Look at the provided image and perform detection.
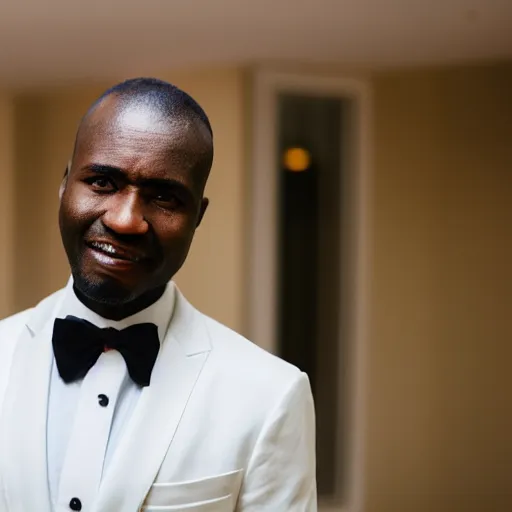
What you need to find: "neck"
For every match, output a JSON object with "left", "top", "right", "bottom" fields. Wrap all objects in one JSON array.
[{"left": 73, "top": 284, "right": 166, "bottom": 321}]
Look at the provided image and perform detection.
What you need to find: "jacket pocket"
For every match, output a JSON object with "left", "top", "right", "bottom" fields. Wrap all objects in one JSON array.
[
  {"left": 141, "top": 469, "right": 243, "bottom": 510},
  {"left": 142, "top": 493, "right": 233, "bottom": 511}
]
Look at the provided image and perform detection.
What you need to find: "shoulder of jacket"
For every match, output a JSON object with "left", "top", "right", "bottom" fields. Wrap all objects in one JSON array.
[
  {"left": 0, "top": 308, "right": 33, "bottom": 334},
  {"left": 0, "top": 287, "right": 65, "bottom": 336}
]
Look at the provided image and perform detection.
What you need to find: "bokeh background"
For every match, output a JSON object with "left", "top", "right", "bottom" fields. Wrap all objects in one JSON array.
[{"left": 0, "top": 1, "right": 511, "bottom": 511}]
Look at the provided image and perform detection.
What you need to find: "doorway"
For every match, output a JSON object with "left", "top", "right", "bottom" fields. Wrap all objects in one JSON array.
[
  {"left": 248, "top": 70, "right": 371, "bottom": 511},
  {"left": 277, "top": 93, "right": 344, "bottom": 495}
]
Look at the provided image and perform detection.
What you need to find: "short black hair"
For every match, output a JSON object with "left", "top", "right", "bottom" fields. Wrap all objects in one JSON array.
[
  {"left": 69, "top": 77, "right": 214, "bottom": 175},
  {"left": 90, "top": 77, "right": 213, "bottom": 137}
]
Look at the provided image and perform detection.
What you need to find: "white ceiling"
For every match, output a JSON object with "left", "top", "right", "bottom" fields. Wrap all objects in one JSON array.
[{"left": 0, "top": 0, "right": 511, "bottom": 87}]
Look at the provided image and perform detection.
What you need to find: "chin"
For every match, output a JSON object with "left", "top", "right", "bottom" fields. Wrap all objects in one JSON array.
[{"left": 73, "top": 273, "right": 139, "bottom": 305}]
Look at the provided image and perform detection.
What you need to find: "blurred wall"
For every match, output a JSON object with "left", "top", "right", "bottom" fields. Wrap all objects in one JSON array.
[
  {"left": 0, "top": 62, "right": 511, "bottom": 512},
  {"left": 368, "top": 62, "right": 512, "bottom": 512},
  {"left": 10, "top": 68, "right": 246, "bottom": 332},
  {"left": 0, "top": 93, "right": 14, "bottom": 315}
]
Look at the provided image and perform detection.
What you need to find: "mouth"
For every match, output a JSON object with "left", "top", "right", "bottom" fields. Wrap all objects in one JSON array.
[{"left": 86, "top": 240, "right": 146, "bottom": 264}]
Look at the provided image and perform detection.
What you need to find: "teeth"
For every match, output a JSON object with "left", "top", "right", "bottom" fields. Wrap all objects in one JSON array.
[
  {"left": 90, "top": 241, "right": 140, "bottom": 262},
  {"left": 92, "top": 242, "right": 118, "bottom": 255}
]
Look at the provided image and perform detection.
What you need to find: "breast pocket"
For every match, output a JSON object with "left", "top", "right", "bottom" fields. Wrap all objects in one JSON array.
[{"left": 141, "top": 469, "right": 243, "bottom": 511}]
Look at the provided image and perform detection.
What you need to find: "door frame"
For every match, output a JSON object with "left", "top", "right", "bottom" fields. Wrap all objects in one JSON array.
[{"left": 247, "top": 69, "right": 372, "bottom": 512}]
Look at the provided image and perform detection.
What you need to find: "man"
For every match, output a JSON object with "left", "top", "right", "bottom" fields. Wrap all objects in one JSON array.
[{"left": 0, "top": 78, "right": 316, "bottom": 511}]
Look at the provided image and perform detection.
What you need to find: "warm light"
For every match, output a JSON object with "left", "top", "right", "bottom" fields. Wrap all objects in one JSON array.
[{"left": 283, "top": 147, "right": 311, "bottom": 172}]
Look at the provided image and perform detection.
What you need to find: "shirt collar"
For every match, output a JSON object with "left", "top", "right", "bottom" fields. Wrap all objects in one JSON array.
[{"left": 56, "top": 277, "right": 176, "bottom": 344}]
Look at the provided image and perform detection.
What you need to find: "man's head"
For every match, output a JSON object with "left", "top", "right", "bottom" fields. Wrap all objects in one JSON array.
[{"left": 59, "top": 78, "right": 213, "bottom": 315}]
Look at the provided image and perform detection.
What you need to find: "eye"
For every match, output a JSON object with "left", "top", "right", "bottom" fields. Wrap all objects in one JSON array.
[
  {"left": 153, "top": 191, "right": 183, "bottom": 210},
  {"left": 85, "top": 176, "right": 116, "bottom": 192}
]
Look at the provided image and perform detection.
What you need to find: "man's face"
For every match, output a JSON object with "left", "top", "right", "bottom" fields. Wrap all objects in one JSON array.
[{"left": 59, "top": 97, "right": 210, "bottom": 305}]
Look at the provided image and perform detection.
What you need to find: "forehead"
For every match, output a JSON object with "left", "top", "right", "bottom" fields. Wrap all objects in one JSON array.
[{"left": 74, "top": 98, "right": 211, "bottom": 180}]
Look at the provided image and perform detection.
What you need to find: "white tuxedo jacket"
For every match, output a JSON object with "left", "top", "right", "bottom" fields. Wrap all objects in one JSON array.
[{"left": 0, "top": 285, "right": 316, "bottom": 511}]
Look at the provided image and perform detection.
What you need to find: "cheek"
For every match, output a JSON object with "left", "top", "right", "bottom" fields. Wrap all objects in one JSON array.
[
  {"left": 153, "top": 214, "right": 197, "bottom": 249},
  {"left": 60, "top": 188, "right": 101, "bottom": 228}
]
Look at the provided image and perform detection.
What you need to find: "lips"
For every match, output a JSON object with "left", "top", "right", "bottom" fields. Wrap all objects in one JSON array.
[{"left": 86, "top": 240, "right": 146, "bottom": 263}]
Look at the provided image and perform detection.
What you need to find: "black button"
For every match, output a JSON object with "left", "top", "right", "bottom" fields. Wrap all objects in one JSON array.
[
  {"left": 98, "top": 394, "right": 109, "bottom": 407},
  {"left": 69, "top": 497, "right": 82, "bottom": 511}
]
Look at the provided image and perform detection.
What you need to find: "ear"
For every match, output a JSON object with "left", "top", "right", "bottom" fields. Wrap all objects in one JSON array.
[
  {"left": 59, "top": 163, "right": 70, "bottom": 200},
  {"left": 196, "top": 197, "right": 209, "bottom": 228}
]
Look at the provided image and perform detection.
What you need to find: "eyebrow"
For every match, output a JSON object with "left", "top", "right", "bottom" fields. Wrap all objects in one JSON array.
[{"left": 82, "top": 163, "right": 195, "bottom": 198}]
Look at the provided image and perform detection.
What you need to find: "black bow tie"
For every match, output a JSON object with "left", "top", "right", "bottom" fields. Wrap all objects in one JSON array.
[{"left": 52, "top": 316, "right": 160, "bottom": 387}]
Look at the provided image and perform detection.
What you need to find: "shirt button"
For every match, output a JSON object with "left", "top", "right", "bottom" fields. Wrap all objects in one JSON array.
[
  {"left": 98, "top": 394, "right": 109, "bottom": 407},
  {"left": 69, "top": 497, "right": 82, "bottom": 511}
]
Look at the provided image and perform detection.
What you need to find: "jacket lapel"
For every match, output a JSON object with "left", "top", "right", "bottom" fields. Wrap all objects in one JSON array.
[
  {"left": 94, "top": 288, "right": 212, "bottom": 512},
  {"left": 0, "top": 290, "right": 64, "bottom": 512}
]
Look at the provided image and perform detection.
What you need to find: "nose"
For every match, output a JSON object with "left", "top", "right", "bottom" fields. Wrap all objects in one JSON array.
[{"left": 102, "top": 191, "right": 149, "bottom": 236}]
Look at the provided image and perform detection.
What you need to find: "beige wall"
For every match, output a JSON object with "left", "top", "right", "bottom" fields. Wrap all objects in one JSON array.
[
  {"left": 11, "top": 68, "right": 246, "bottom": 332},
  {"left": 367, "top": 62, "right": 512, "bottom": 512},
  {"left": 2, "top": 62, "right": 511, "bottom": 511},
  {"left": 0, "top": 93, "right": 15, "bottom": 316}
]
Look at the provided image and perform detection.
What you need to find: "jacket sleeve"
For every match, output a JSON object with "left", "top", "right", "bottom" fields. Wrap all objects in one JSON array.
[{"left": 237, "top": 371, "right": 317, "bottom": 511}]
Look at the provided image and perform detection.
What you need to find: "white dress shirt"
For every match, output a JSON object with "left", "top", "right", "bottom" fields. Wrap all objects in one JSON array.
[{"left": 47, "top": 279, "right": 175, "bottom": 511}]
